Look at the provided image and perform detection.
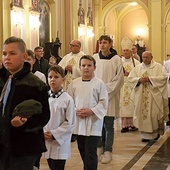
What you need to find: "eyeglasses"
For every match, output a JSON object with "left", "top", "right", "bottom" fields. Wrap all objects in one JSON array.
[
  {"left": 69, "top": 44, "right": 79, "bottom": 47},
  {"left": 36, "top": 50, "right": 44, "bottom": 52}
]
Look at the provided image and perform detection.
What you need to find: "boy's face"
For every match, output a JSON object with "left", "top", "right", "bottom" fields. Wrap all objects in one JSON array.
[
  {"left": 99, "top": 39, "right": 112, "bottom": 53},
  {"left": 79, "top": 59, "right": 96, "bottom": 80},
  {"left": 0, "top": 59, "right": 2, "bottom": 69},
  {"left": 48, "top": 70, "right": 64, "bottom": 93},
  {"left": 26, "top": 55, "right": 35, "bottom": 71},
  {"left": 2, "top": 43, "right": 27, "bottom": 75},
  {"left": 49, "top": 57, "right": 56, "bottom": 66}
]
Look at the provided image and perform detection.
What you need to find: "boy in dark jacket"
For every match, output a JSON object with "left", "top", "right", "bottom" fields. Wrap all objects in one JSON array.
[{"left": 0, "top": 36, "right": 50, "bottom": 170}]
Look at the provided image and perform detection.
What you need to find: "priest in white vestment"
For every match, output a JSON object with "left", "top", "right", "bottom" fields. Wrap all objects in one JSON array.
[
  {"left": 119, "top": 38, "right": 140, "bottom": 133},
  {"left": 127, "top": 51, "right": 169, "bottom": 142},
  {"left": 58, "top": 39, "right": 85, "bottom": 91},
  {"left": 164, "top": 60, "right": 170, "bottom": 126}
]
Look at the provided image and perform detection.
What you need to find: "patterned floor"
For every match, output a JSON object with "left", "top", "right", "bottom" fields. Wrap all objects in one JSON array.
[{"left": 40, "top": 118, "right": 170, "bottom": 170}]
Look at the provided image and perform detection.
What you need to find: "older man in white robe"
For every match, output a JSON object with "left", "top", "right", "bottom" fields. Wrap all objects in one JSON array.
[
  {"left": 59, "top": 39, "right": 85, "bottom": 91},
  {"left": 120, "top": 38, "right": 140, "bottom": 133},
  {"left": 127, "top": 51, "right": 169, "bottom": 142}
]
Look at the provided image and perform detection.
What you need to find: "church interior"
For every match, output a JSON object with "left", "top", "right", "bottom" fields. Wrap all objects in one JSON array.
[
  {"left": 1, "top": 0, "right": 170, "bottom": 169},
  {"left": 1, "top": 0, "right": 170, "bottom": 63}
]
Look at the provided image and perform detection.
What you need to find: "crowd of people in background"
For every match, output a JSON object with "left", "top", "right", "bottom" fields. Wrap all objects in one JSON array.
[{"left": 0, "top": 35, "right": 169, "bottom": 170}]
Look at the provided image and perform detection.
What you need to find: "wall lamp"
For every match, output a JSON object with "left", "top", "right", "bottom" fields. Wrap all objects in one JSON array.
[
  {"left": 135, "top": 28, "right": 145, "bottom": 47},
  {"left": 78, "top": 25, "right": 86, "bottom": 37},
  {"left": 29, "top": 14, "right": 40, "bottom": 29},
  {"left": 11, "top": 10, "right": 23, "bottom": 26}
]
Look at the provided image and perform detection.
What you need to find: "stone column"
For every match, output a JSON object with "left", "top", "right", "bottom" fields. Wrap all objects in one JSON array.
[
  {"left": 149, "top": 0, "right": 162, "bottom": 62},
  {"left": 1, "top": 0, "right": 11, "bottom": 53}
]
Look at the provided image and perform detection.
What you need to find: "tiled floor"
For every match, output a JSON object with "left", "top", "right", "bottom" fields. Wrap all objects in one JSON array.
[{"left": 40, "top": 118, "right": 170, "bottom": 170}]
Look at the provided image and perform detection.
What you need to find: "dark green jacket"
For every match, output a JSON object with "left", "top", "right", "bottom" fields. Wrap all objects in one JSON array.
[
  {"left": 0, "top": 66, "right": 9, "bottom": 93},
  {"left": 32, "top": 57, "right": 49, "bottom": 78},
  {"left": 0, "top": 62, "right": 50, "bottom": 156}
]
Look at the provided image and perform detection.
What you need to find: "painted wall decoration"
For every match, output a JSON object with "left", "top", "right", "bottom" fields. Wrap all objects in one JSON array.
[
  {"left": 39, "top": 0, "right": 50, "bottom": 47},
  {"left": 13, "top": 0, "right": 23, "bottom": 8},
  {"left": 87, "top": 6, "right": 93, "bottom": 26},
  {"left": 31, "top": 0, "right": 39, "bottom": 12},
  {"left": 78, "top": 1, "right": 85, "bottom": 25}
]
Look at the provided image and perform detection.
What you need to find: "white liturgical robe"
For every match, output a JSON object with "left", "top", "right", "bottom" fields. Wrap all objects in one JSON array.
[
  {"left": 67, "top": 77, "right": 108, "bottom": 136},
  {"left": 127, "top": 61, "right": 169, "bottom": 137},
  {"left": 120, "top": 57, "right": 140, "bottom": 117},
  {"left": 59, "top": 51, "right": 85, "bottom": 90},
  {"left": 93, "top": 53, "right": 124, "bottom": 117},
  {"left": 43, "top": 92, "right": 76, "bottom": 160},
  {"left": 164, "top": 60, "right": 170, "bottom": 97}
]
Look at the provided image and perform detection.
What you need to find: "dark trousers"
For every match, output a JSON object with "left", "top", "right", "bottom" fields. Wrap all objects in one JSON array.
[
  {"left": 0, "top": 144, "right": 38, "bottom": 170},
  {"left": 167, "top": 98, "right": 170, "bottom": 126},
  {"left": 34, "top": 153, "right": 42, "bottom": 169},
  {"left": 77, "top": 135, "right": 100, "bottom": 170},
  {"left": 0, "top": 144, "right": 10, "bottom": 170},
  {"left": 102, "top": 116, "right": 115, "bottom": 152},
  {"left": 98, "top": 116, "right": 115, "bottom": 152},
  {"left": 47, "top": 158, "right": 66, "bottom": 170}
]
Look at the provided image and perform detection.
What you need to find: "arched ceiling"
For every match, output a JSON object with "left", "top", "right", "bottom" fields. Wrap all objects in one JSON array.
[
  {"left": 102, "top": 1, "right": 147, "bottom": 16},
  {"left": 100, "top": 0, "right": 149, "bottom": 28},
  {"left": 102, "top": 0, "right": 148, "bottom": 8},
  {"left": 114, "top": 2, "right": 142, "bottom": 16}
]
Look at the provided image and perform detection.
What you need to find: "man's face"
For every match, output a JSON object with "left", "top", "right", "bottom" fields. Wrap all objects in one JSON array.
[
  {"left": 99, "top": 39, "right": 112, "bottom": 53},
  {"left": 2, "top": 43, "right": 27, "bottom": 75},
  {"left": 69, "top": 40, "right": 81, "bottom": 54},
  {"left": 132, "top": 46, "right": 137, "bottom": 54},
  {"left": 34, "top": 48, "right": 44, "bottom": 59},
  {"left": 142, "top": 52, "right": 153, "bottom": 65},
  {"left": 123, "top": 49, "right": 132, "bottom": 59}
]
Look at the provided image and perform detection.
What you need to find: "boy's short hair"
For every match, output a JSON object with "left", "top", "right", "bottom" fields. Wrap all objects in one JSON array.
[
  {"left": 49, "top": 56, "right": 56, "bottom": 61},
  {"left": 79, "top": 55, "right": 96, "bottom": 66},
  {"left": 98, "top": 35, "right": 112, "bottom": 43},
  {"left": 27, "top": 49, "right": 35, "bottom": 59},
  {"left": 34, "top": 46, "right": 43, "bottom": 52},
  {"left": 48, "top": 65, "right": 65, "bottom": 78},
  {"left": 4, "top": 36, "right": 27, "bottom": 53}
]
